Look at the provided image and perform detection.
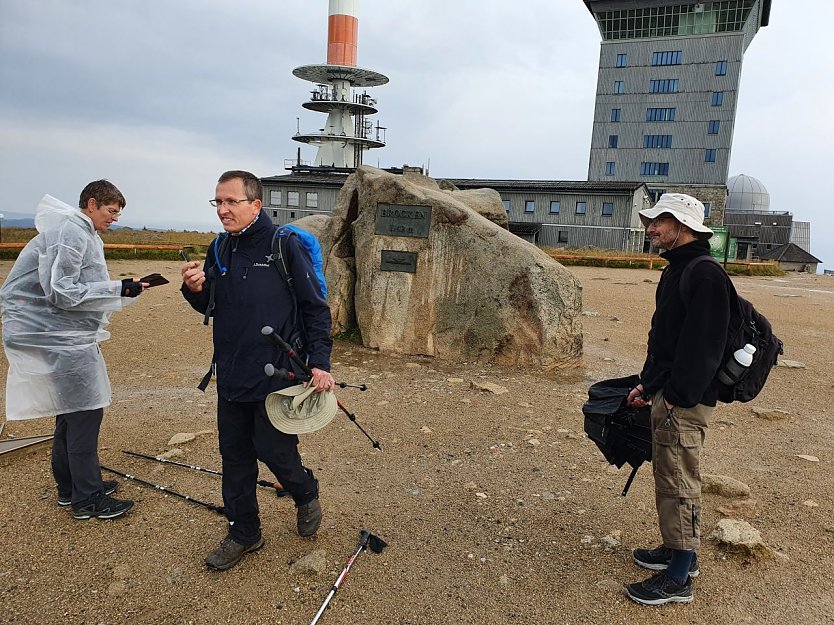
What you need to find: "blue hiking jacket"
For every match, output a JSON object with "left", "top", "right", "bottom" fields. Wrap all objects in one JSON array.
[{"left": 181, "top": 210, "right": 332, "bottom": 402}]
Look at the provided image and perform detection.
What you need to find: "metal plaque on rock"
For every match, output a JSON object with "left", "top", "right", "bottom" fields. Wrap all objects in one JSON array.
[
  {"left": 381, "top": 250, "right": 418, "bottom": 273},
  {"left": 375, "top": 203, "right": 432, "bottom": 238}
]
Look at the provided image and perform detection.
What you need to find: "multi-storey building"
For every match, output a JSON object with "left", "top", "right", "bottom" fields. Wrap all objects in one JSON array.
[{"left": 584, "top": 0, "right": 772, "bottom": 217}]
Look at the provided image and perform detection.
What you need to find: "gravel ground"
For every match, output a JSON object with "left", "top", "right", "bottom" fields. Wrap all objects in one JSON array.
[{"left": 1, "top": 260, "right": 832, "bottom": 625}]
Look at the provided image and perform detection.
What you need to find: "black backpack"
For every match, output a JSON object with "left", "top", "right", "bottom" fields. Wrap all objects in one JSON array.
[
  {"left": 582, "top": 375, "right": 652, "bottom": 496},
  {"left": 680, "top": 256, "right": 784, "bottom": 403}
]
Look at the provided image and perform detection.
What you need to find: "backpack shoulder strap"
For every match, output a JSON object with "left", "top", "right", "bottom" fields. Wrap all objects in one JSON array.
[
  {"left": 272, "top": 227, "right": 296, "bottom": 292},
  {"left": 203, "top": 233, "right": 230, "bottom": 326},
  {"left": 679, "top": 255, "right": 722, "bottom": 302}
]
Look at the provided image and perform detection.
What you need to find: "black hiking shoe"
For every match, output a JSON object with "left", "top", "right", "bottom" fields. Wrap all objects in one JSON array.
[
  {"left": 58, "top": 480, "right": 118, "bottom": 507},
  {"left": 626, "top": 571, "right": 693, "bottom": 606},
  {"left": 72, "top": 493, "right": 134, "bottom": 520},
  {"left": 632, "top": 546, "right": 700, "bottom": 577},
  {"left": 205, "top": 534, "right": 265, "bottom": 571},
  {"left": 297, "top": 498, "right": 322, "bottom": 537}
]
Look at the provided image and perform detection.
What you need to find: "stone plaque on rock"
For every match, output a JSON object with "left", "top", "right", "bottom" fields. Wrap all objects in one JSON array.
[
  {"left": 375, "top": 203, "right": 432, "bottom": 238},
  {"left": 381, "top": 250, "right": 418, "bottom": 273}
]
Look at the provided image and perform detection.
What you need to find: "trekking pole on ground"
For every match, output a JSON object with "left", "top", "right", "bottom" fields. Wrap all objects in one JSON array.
[
  {"left": 262, "top": 326, "right": 381, "bottom": 450},
  {"left": 120, "top": 450, "right": 290, "bottom": 497},
  {"left": 101, "top": 465, "right": 225, "bottom": 515},
  {"left": 309, "top": 529, "right": 387, "bottom": 625}
]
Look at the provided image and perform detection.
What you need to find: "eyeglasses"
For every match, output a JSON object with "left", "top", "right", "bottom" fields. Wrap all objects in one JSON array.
[
  {"left": 100, "top": 207, "right": 122, "bottom": 217},
  {"left": 646, "top": 215, "right": 673, "bottom": 228},
  {"left": 209, "top": 198, "right": 252, "bottom": 208}
]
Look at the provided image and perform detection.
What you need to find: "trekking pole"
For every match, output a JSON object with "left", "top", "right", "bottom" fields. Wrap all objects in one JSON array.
[
  {"left": 309, "top": 529, "right": 387, "bottom": 625},
  {"left": 262, "top": 326, "right": 381, "bottom": 450},
  {"left": 101, "top": 465, "right": 225, "bottom": 515},
  {"left": 263, "top": 364, "right": 366, "bottom": 391},
  {"left": 120, "top": 450, "right": 290, "bottom": 497}
]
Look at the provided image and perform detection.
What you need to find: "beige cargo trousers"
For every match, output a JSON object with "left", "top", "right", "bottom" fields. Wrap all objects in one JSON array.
[{"left": 651, "top": 389, "right": 714, "bottom": 551}]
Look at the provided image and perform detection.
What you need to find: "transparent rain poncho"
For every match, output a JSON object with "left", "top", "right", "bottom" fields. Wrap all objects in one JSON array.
[{"left": 0, "top": 195, "right": 134, "bottom": 420}]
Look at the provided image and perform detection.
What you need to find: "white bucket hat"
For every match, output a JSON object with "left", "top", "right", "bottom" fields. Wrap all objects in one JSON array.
[
  {"left": 638, "top": 193, "right": 713, "bottom": 237},
  {"left": 265, "top": 384, "right": 338, "bottom": 434}
]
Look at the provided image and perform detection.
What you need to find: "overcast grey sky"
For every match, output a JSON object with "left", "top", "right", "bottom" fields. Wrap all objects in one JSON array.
[{"left": 1, "top": 1, "right": 832, "bottom": 270}]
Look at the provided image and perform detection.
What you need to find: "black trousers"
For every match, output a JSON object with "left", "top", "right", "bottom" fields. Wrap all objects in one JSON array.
[
  {"left": 217, "top": 398, "right": 318, "bottom": 544},
  {"left": 51, "top": 408, "right": 105, "bottom": 505}
]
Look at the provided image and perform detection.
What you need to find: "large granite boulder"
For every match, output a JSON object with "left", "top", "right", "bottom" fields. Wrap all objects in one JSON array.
[{"left": 303, "top": 166, "right": 582, "bottom": 366}]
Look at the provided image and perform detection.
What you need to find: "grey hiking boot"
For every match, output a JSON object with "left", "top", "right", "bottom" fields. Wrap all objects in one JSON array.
[
  {"left": 72, "top": 493, "right": 134, "bottom": 520},
  {"left": 297, "top": 498, "right": 322, "bottom": 537},
  {"left": 625, "top": 571, "right": 693, "bottom": 606},
  {"left": 632, "top": 546, "right": 700, "bottom": 577},
  {"left": 205, "top": 534, "right": 265, "bottom": 571},
  {"left": 58, "top": 479, "right": 118, "bottom": 507}
]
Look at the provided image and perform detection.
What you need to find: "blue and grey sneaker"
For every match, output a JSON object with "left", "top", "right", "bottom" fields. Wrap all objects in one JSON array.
[
  {"left": 58, "top": 480, "right": 118, "bottom": 507},
  {"left": 632, "top": 546, "right": 700, "bottom": 577},
  {"left": 626, "top": 571, "right": 693, "bottom": 606},
  {"left": 72, "top": 493, "right": 133, "bottom": 520}
]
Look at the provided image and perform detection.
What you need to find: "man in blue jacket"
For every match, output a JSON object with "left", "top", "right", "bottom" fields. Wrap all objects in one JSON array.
[
  {"left": 181, "top": 170, "right": 334, "bottom": 571},
  {"left": 624, "top": 193, "right": 731, "bottom": 605}
]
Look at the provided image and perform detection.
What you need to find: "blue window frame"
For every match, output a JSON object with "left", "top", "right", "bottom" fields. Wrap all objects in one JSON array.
[
  {"left": 608, "top": 135, "right": 619, "bottom": 148},
  {"left": 703, "top": 202, "right": 712, "bottom": 218},
  {"left": 575, "top": 201, "right": 587, "bottom": 215},
  {"left": 640, "top": 162, "right": 669, "bottom": 176},
  {"left": 502, "top": 199, "right": 510, "bottom": 212},
  {"left": 549, "top": 200, "right": 561, "bottom": 214},
  {"left": 524, "top": 200, "right": 535, "bottom": 213},
  {"left": 705, "top": 149, "right": 717, "bottom": 162},
  {"left": 605, "top": 161, "right": 616, "bottom": 176},
  {"left": 650, "top": 79, "right": 679, "bottom": 93},
  {"left": 616, "top": 53, "right": 628, "bottom": 67},
  {"left": 712, "top": 91, "right": 724, "bottom": 106},
  {"left": 652, "top": 51, "right": 682, "bottom": 66},
  {"left": 611, "top": 108, "right": 621, "bottom": 122},
  {"left": 646, "top": 108, "right": 676, "bottom": 122},
  {"left": 708, "top": 120, "right": 720, "bottom": 134},
  {"left": 716, "top": 60, "right": 728, "bottom": 76},
  {"left": 643, "top": 134, "right": 673, "bottom": 148},
  {"left": 601, "top": 202, "right": 614, "bottom": 216},
  {"left": 614, "top": 80, "right": 624, "bottom": 94}
]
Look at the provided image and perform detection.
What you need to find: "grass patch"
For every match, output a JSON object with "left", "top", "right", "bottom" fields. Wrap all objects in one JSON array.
[{"left": 333, "top": 328, "right": 363, "bottom": 345}]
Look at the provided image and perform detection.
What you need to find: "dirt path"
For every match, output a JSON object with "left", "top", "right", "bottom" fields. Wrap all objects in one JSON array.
[{"left": 1, "top": 261, "right": 832, "bottom": 624}]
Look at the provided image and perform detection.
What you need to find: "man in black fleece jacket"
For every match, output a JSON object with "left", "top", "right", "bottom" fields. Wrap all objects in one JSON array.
[
  {"left": 623, "top": 193, "right": 731, "bottom": 606},
  {"left": 181, "top": 170, "right": 334, "bottom": 571}
]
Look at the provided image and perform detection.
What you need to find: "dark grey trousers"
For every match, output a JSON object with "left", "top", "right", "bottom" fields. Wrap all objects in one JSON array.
[{"left": 51, "top": 408, "right": 105, "bottom": 506}]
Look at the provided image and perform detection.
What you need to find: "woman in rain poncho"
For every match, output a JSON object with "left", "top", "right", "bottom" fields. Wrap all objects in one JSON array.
[{"left": 0, "top": 180, "right": 146, "bottom": 520}]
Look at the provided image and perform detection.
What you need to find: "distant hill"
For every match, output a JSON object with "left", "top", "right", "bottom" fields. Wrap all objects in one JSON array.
[{"left": 3, "top": 218, "right": 35, "bottom": 228}]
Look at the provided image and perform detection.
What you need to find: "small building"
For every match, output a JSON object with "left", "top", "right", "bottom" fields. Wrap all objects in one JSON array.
[
  {"left": 723, "top": 210, "right": 793, "bottom": 260},
  {"left": 759, "top": 242, "right": 822, "bottom": 274}
]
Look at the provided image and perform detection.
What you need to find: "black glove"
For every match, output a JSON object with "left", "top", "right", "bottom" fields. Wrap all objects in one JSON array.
[{"left": 121, "top": 279, "right": 142, "bottom": 298}]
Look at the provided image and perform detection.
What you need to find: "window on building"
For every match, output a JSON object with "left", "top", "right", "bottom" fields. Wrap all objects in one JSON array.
[
  {"left": 290, "top": 211, "right": 296, "bottom": 219},
  {"left": 708, "top": 120, "right": 720, "bottom": 134},
  {"left": 648, "top": 188, "right": 666, "bottom": 202},
  {"left": 270, "top": 190, "right": 281, "bottom": 206},
  {"left": 611, "top": 108, "right": 621, "bottom": 122},
  {"left": 651, "top": 50, "right": 682, "bottom": 66},
  {"left": 271, "top": 210, "right": 278, "bottom": 219},
  {"left": 598, "top": 6, "right": 752, "bottom": 40},
  {"left": 712, "top": 91, "right": 724, "bottom": 106},
  {"left": 715, "top": 60, "right": 728, "bottom": 76},
  {"left": 705, "top": 149, "right": 717, "bottom": 162},
  {"left": 703, "top": 202, "right": 712, "bottom": 218},
  {"left": 650, "top": 79, "right": 679, "bottom": 93},
  {"left": 287, "top": 191, "right": 299, "bottom": 207},
  {"left": 602, "top": 202, "right": 614, "bottom": 216},
  {"left": 306, "top": 192, "right": 318, "bottom": 208},
  {"left": 616, "top": 53, "right": 628, "bottom": 67},
  {"left": 605, "top": 161, "right": 616, "bottom": 176},
  {"left": 549, "top": 200, "right": 561, "bottom": 214},
  {"left": 575, "top": 202, "right": 587, "bottom": 215},
  {"left": 640, "top": 162, "right": 669, "bottom": 176},
  {"left": 502, "top": 199, "right": 511, "bottom": 212},
  {"left": 614, "top": 80, "right": 624, "bottom": 94},
  {"left": 525, "top": 200, "right": 535, "bottom": 213},
  {"left": 643, "top": 134, "right": 673, "bottom": 148},
  {"left": 558, "top": 231, "right": 569, "bottom": 243},
  {"left": 646, "top": 107, "right": 676, "bottom": 122},
  {"left": 608, "top": 134, "right": 619, "bottom": 148}
]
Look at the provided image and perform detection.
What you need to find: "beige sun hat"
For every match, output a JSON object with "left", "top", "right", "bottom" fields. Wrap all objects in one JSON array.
[
  {"left": 265, "top": 384, "right": 338, "bottom": 434},
  {"left": 638, "top": 193, "right": 713, "bottom": 237}
]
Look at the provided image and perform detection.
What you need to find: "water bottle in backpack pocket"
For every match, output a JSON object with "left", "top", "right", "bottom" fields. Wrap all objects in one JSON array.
[{"left": 716, "top": 343, "right": 756, "bottom": 386}]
